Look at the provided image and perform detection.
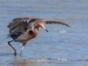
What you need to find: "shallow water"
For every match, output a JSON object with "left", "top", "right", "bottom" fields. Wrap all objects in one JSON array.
[{"left": 0, "top": 0, "right": 88, "bottom": 66}]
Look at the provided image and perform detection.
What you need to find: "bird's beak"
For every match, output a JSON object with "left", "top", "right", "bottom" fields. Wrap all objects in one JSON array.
[
  {"left": 41, "top": 24, "right": 48, "bottom": 32},
  {"left": 45, "top": 29, "right": 48, "bottom": 32}
]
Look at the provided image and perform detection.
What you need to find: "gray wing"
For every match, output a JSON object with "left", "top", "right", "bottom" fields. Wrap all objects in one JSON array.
[
  {"left": 7, "top": 18, "right": 33, "bottom": 29},
  {"left": 7, "top": 17, "right": 70, "bottom": 36},
  {"left": 44, "top": 20, "right": 70, "bottom": 27},
  {"left": 7, "top": 18, "right": 39, "bottom": 35}
]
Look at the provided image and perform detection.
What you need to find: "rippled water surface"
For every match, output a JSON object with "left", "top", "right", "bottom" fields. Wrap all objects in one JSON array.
[{"left": 0, "top": 0, "right": 88, "bottom": 66}]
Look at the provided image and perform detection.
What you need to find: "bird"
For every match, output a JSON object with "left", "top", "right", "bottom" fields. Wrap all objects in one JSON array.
[{"left": 7, "top": 17, "right": 70, "bottom": 56}]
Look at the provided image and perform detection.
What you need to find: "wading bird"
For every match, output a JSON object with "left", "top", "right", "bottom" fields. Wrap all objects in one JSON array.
[{"left": 7, "top": 17, "right": 70, "bottom": 56}]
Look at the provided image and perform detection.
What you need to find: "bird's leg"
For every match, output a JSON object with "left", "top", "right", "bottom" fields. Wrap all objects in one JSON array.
[
  {"left": 8, "top": 40, "right": 17, "bottom": 56},
  {"left": 20, "top": 42, "right": 26, "bottom": 56}
]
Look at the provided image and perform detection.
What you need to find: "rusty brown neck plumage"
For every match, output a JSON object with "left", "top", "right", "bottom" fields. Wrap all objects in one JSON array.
[{"left": 33, "top": 26, "right": 39, "bottom": 36}]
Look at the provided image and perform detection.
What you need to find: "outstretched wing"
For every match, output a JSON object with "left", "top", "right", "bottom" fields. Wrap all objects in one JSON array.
[
  {"left": 7, "top": 17, "right": 70, "bottom": 36},
  {"left": 7, "top": 18, "right": 39, "bottom": 35},
  {"left": 44, "top": 20, "right": 70, "bottom": 27}
]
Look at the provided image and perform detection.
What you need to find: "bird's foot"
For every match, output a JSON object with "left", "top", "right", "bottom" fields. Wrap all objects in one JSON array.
[{"left": 14, "top": 52, "right": 17, "bottom": 56}]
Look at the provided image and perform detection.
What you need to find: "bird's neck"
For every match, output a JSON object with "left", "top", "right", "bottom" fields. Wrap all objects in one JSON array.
[{"left": 33, "top": 27, "right": 39, "bottom": 36}]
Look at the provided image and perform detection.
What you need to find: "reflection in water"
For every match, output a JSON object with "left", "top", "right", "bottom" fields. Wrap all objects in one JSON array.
[
  {"left": 9, "top": 58, "right": 43, "bottom": 66},
  {"left": 8, "top": 58, "right": 88, "bottom": 66},
  {"left": 9, "top": 59, "right": 28, "bottom": 66},
  {"left": 8, "top": 58, "right": 67, "bottom": 66}
]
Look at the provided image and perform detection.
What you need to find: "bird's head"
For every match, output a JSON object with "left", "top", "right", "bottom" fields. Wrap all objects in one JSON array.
[
  {"left": 34, "top": 21, "right": 48, "bottom": 32},
  {"left": 40, "top": 23, "right": 48, "bottom": 32}
]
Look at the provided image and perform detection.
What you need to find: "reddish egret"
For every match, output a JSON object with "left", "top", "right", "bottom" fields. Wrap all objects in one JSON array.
[{"left": 7, "top": 17, "right": 70, "bottom": 56}]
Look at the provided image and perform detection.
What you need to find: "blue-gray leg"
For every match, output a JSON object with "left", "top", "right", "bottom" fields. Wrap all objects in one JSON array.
[
  {"left": 8, "top": 40, "right": 17, "bottom": 56},
  {"left": 20, "top": 42, "right": 26, "bottom": 56}
]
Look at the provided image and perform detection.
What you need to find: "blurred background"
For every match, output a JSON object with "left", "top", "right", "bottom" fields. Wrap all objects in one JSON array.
[{"left": 0, "top": 0, "right": 88, "bottom": 66}]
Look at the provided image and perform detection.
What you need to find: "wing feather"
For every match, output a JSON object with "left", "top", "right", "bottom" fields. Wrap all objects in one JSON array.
[
  {"left": 45, "top": 20, "right": 70, "bottom": 27},
  {"left": 7, "top": 18, "right": 37, "bottom": 36},
  {"left": 7, "top": 17, "right": 70, "bottom": 36}
]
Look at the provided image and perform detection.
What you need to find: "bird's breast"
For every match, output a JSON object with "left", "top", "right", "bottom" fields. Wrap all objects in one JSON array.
[
  {"left": 25, "top": 29, "right": 39, "bottom": 41},
  {"left": 14, "top": 28, "right": 39, "bottom": 42}
]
